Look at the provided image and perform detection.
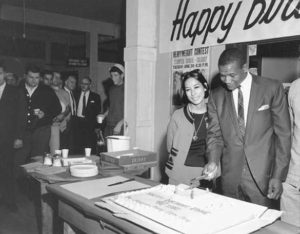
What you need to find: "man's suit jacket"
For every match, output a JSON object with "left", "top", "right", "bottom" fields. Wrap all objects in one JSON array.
[
  {"left": 207, "top": 75, "right": 291, "bottom": 196},
  {"left": 76, "top": 91, "right": 101, "bottom": 128},
  {"left": 0, "top": 84, "right": 24, "bottom": 149}
]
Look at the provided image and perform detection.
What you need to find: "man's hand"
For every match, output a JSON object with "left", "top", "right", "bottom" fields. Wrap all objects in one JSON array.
[
  {"left": 267, "top": 178, "right": 282, "bottom": 199},
  {"left": 36, "top": 110, "right": 45, "bottom": 119},
  {"left": 53, "top": 113, "right": 64, "bottom": 122},
  {"left": 13, "top": 139, "right": 23, "bottom": 149},
  {"left": 202, "top": 161, "right": 218, "bottom": 180}
]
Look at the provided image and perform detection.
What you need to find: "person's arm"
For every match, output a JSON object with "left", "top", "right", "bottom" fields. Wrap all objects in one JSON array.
[
  {"left": 61, "top": 91, "right": 71, "bottom": 118},
  {"left": 268, "top": 82, "right": 291, "bottom": 199},
  {"left": 53, "top": 105, "right": 71, "bottom": 122},
  {"left": 95, "top": 93, "right": 101, "bottom": 115},
  {"left": 103, "top": 110, "right": 109, "bottom": 118},
  {"left": 270, "top": 83, "right": 291, "bottom": 180},
  {"left": 166, "top": 114, "right": 177, "bottom": 154},
  {"left": 206, "top": 95, "right": 224, "bottom": 164},
  {"left": 14, "top": 88, "right": 26, "bottom": 149},
  {"left": 113, "top": 119, "right": 124, "bottom": 135},
  {"left": 41, "top": 88, "right": 62, "bottom": 121},
  {"left": 203, "top": 94, "right": 224, "bottom": 179},
  {"left": 93, "top": 93, "right": 102, "bottom": 129}
]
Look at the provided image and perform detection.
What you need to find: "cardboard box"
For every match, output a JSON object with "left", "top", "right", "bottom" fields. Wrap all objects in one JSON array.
[{"left": 100, "top": 149, "right": 157, "bottom": 166}]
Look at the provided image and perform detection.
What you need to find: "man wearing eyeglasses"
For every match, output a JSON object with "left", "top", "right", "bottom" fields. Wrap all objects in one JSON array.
[{"left": 74, "top": 77, "right": 101, "bottom": 154}]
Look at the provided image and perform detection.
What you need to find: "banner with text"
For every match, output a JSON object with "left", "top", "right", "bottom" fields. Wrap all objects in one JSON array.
[{"left": 159, "top": 0, "right": 300, "bottom": 53}]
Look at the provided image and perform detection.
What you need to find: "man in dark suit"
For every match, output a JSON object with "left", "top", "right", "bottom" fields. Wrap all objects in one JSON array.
[
  {"left": 74, "top": 77, "right": 101, "bottom": 154},
  {"left": 203, "top": 48, "right": 291, "bottom": 207},
  {"left": 0, "top": 63, "right": 24, "bottom": 211}
]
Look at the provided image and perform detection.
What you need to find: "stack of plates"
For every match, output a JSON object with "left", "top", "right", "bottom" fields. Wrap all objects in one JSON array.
[{"left": 70, "top": 164, "right": 98, "bottom": 177}]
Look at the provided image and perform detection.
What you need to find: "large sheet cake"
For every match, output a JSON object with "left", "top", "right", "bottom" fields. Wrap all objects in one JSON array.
[{"left": 97, "top": 184, "right": 282, "bottom": 234}]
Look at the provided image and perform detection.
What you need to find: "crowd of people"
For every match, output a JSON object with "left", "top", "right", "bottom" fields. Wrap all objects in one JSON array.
[
  {"left": 0, "top": 62, "right": 125, "bottom": 212},
  {"left": 165, "top": 48, "right": 300, "bottom": 227}
]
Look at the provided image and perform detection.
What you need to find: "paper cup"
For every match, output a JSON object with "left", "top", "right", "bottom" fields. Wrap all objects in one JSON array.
[
  {"left": 85, "top": 148, "right": 91, "bottom": 157},
  {"left": 55, "top": 149, "right": 61, "bottom": 156},
  {"left": 53, "top": 158, "right": 62, "bottom": 167},
  {"left": 44, "top": 157, "right": 52, "bottom": 166},
  {"left": 34, "top": 108, "right": 40, "bottom": 115},
  {"left": 97, "top": 114, "right": 105, "bottom": 124},
  {"left": 61, "top": 149, "right": 69, "bottom": 158}
]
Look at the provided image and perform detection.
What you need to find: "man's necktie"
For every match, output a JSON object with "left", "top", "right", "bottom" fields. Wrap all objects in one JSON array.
[
  {"left": 237, "top": 86, "right": 245, "bottom": 138},
  {"left": 70, "top": 92, "right": 76, "bottom": 115},
  {"left": 82, "top": 93, "right": 86, "bottom": 116}
]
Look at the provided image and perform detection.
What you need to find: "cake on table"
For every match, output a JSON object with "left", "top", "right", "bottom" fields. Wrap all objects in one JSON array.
[{"left": 101, "top": 184, "right": 276, "bottom": 234}]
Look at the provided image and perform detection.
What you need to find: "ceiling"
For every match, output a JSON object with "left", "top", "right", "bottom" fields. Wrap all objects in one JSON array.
[{"left": 0, "top": 0, "right": 125, "bottom": 24}]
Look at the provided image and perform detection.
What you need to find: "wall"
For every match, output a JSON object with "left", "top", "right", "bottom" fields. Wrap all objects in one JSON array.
[
  {"left": 0, "top": 5, "right": 120, "bottom": 36},
  {"left": 0, "top": 55, "right": 45, "bottom": 77},
  {"left": 209, "top": 45, "right": 225, "bottom": 83},
  {"left": 261, "top": 57, "right": 299, "bottom": 83},
  {"left": 0, "top": 4, "right": 120, "bottom": 98},
  {"left": 154, "top": 52, "right": 172, "bottom": 182}
]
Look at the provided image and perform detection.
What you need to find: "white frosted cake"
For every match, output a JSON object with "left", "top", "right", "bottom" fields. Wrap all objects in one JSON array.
[{"left": 106, "top": 184, "right": 269, "bottom": 234}]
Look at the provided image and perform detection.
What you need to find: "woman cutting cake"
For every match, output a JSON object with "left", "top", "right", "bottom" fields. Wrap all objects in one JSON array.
[{"left": 165, "top": 69, "right": 211, "bottom": 187}]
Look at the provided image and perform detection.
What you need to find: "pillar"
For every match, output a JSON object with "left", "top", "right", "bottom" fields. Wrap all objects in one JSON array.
[{"left": 124, "top": 0, "right": 159, "bottom": 180}]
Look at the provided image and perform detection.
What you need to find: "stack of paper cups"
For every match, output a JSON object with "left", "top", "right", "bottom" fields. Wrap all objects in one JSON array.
[{"left": 62, "top": 149, "right": 69, "bottom": 158}]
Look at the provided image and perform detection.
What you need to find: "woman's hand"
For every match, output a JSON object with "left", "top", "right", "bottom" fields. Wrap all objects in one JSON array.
[
  {"left": 189, "top": 178, "right": 201, "bottom": 188},
  {"left": 202, "top": 161, "right": 218, "bottom": 180}
]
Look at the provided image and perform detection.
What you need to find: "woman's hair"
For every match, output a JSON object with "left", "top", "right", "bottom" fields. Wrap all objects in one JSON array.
[{"left": 181, "top": 69, "right": 209, "bottom": 104}]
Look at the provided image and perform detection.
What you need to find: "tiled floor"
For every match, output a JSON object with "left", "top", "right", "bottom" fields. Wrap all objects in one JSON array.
[{"left": 0, "top": 186, "right": 38, "bottom": 234}]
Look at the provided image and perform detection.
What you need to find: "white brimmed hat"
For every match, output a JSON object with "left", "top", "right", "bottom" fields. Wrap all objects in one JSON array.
[{"left": 110, "top": 63, "right": 124, "bottom": 74}]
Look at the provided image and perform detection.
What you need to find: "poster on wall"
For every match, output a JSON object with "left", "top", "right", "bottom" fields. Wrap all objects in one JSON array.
[
  {"left": 160, "top": 0, "right": 300, "bottom": 53},
  {"left": 171, "top": 46, "right": 210, "bottom": 108}
]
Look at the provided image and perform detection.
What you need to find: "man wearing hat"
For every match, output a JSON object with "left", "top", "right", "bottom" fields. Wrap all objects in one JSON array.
[{"left": 103, "top": 64, "right": 125, "bottom": 137}]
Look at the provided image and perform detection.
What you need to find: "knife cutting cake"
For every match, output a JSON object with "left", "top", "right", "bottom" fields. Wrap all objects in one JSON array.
[{"left": 107, "top": 184, "right": 269, "bottom": 234}]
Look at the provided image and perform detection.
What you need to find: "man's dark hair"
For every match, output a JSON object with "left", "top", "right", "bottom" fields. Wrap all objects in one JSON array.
[
  {"left": 53, "top": 71, "right": 61, "bottom": 76},
  {"left": 81, "top": 77, "right": 92, "bottom": 84},
  {"left": 218, "top": 48, "right": 246, "bottom": 68},
  {"left": 43, "top": 70, "right": 52, "bottom": 76},
  {"left": 66, "top": 75, "right": 76, "bottom": 81},
  {"left": 26, "top": 65, "right": 41, "bottom": 74}
]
